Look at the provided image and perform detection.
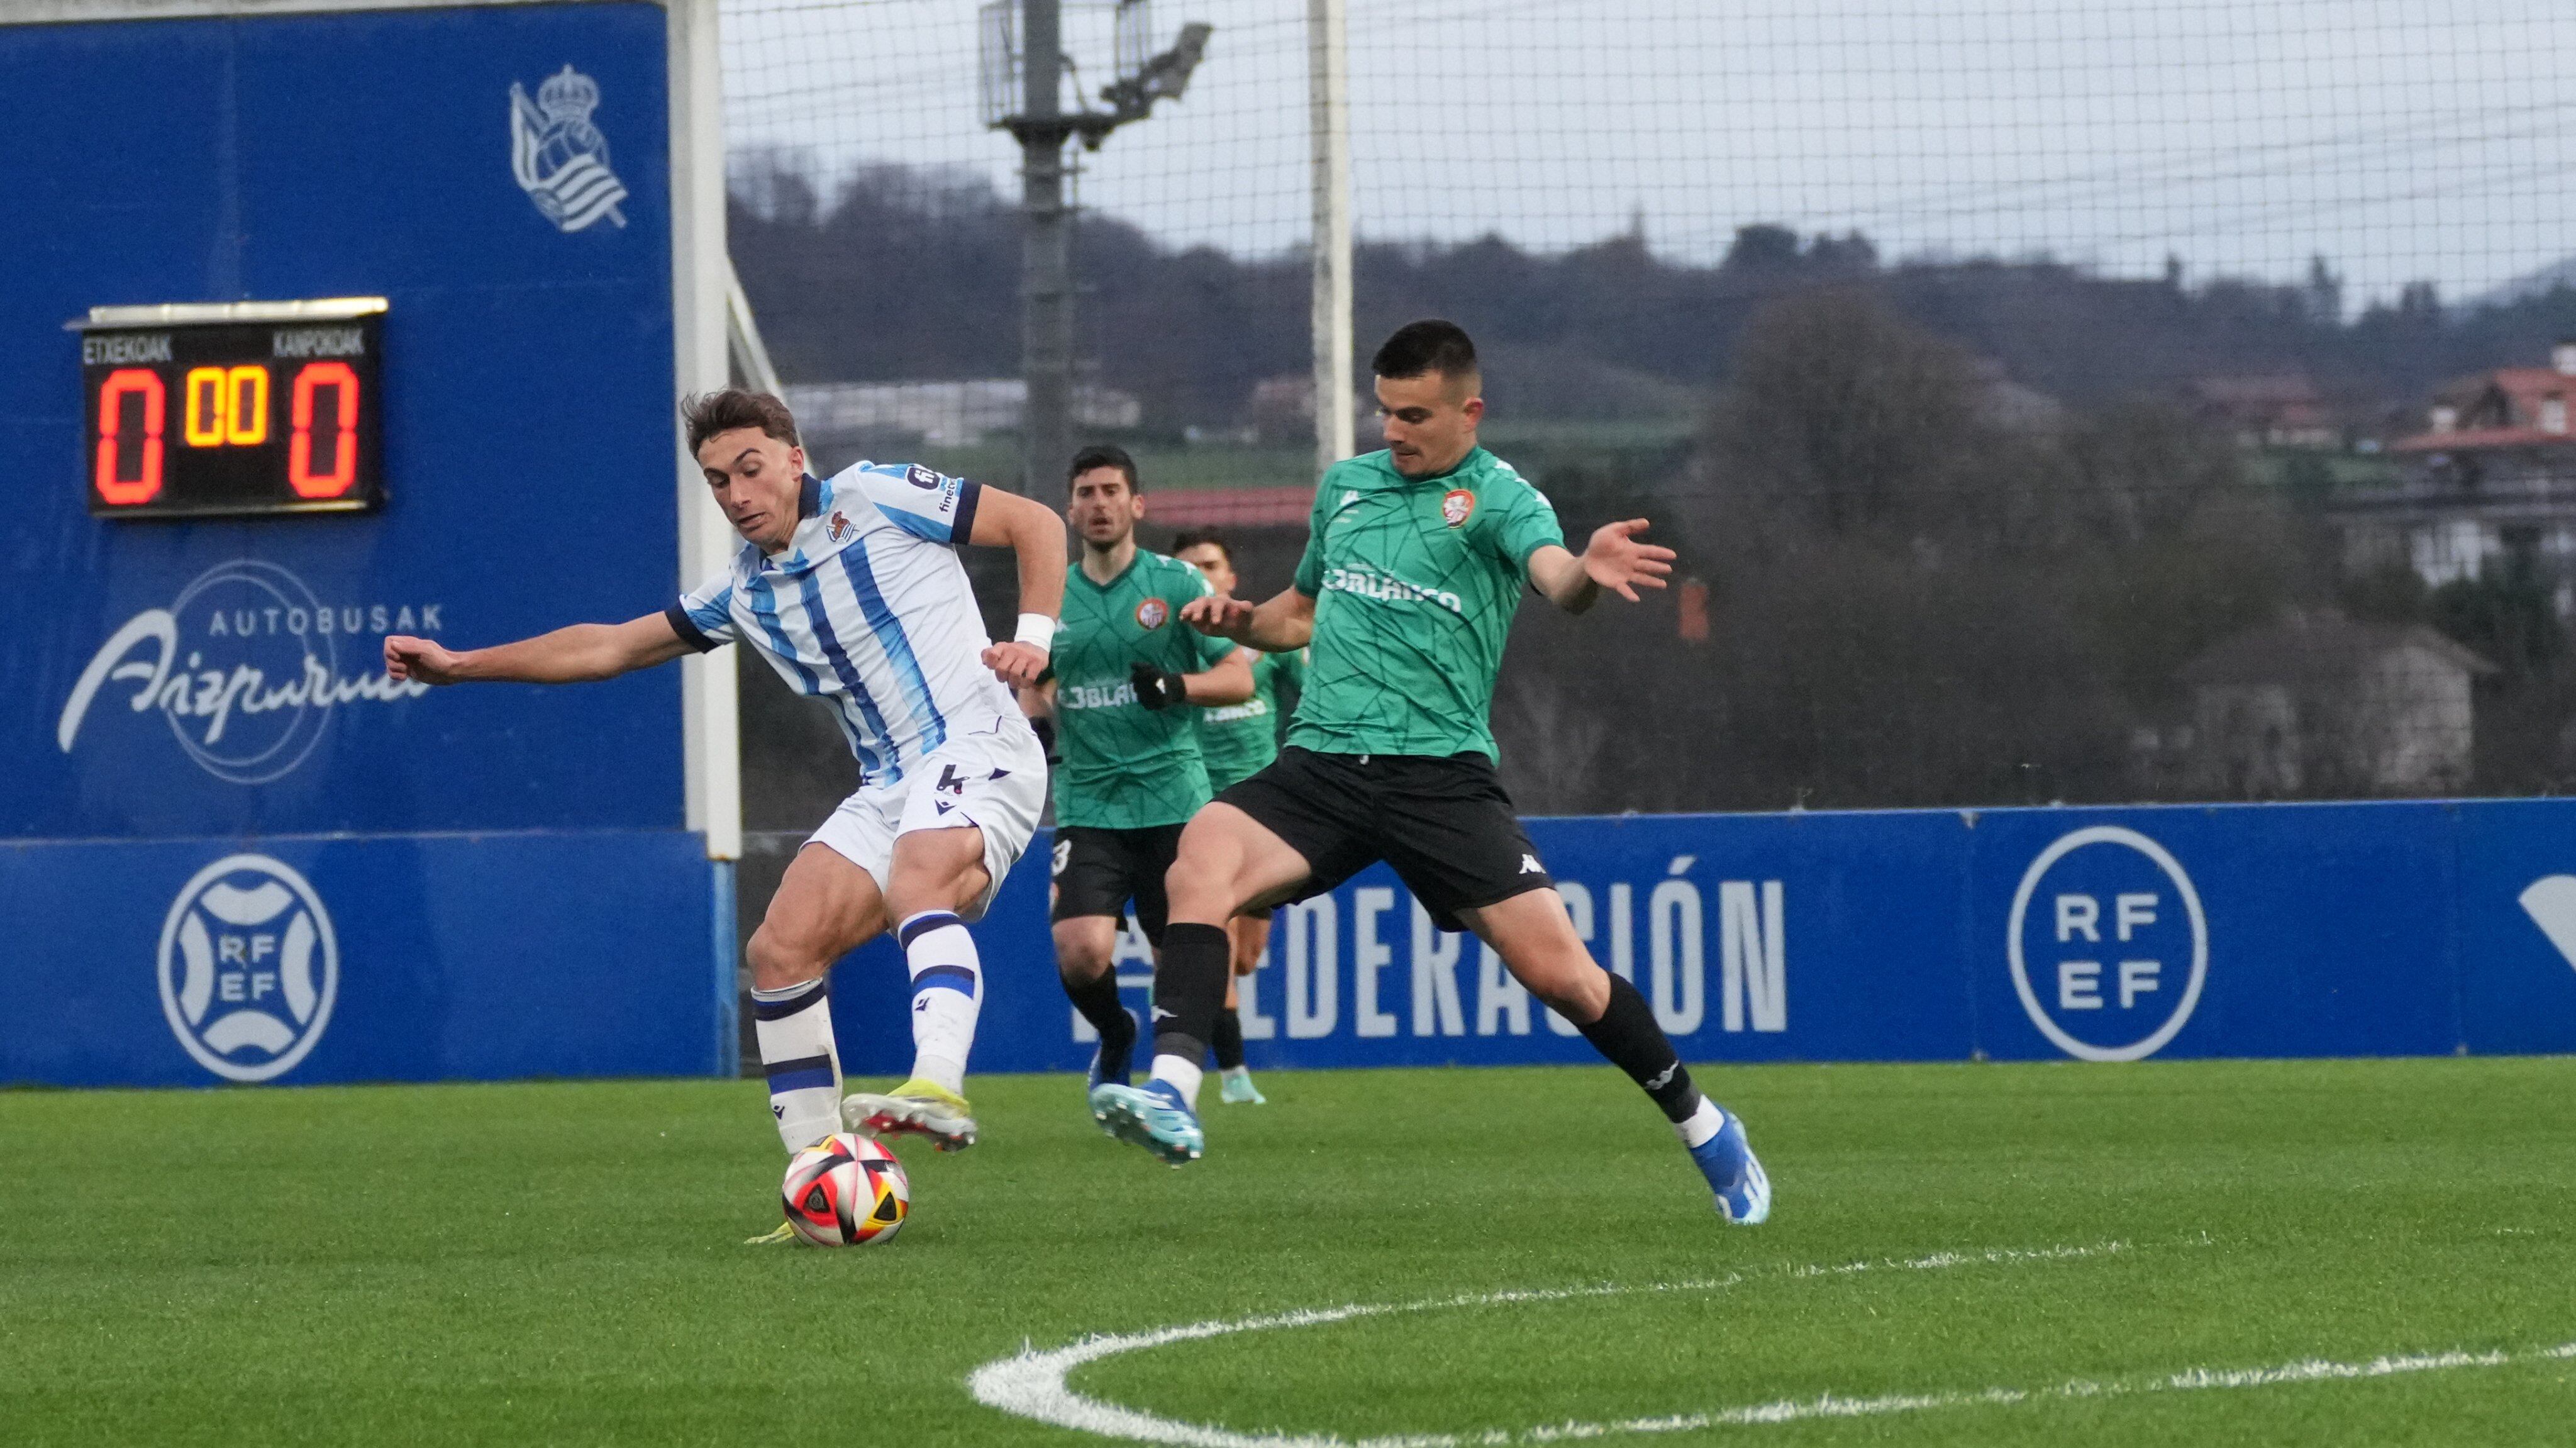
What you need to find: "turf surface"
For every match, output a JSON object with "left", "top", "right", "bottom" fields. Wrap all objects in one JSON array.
[{"left": 4, "top": 1058, "right": 2573, "bottom": 1445}]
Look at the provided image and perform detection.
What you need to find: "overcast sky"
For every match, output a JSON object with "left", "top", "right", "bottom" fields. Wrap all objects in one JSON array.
[{"left": 721, "top": 0, "right": 2576, "bottom": 308}]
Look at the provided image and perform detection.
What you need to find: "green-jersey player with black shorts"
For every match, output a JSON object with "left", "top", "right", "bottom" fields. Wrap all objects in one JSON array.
[
  {"left": 1021, "top": 446, "right": 1253, "bottom": 1120},
  {"left": 1089, "top": 323, "right": 1772, "bottom": 1225},
  {"left": 1174, "top": 530, "right": 1307, "bottom": 1106}
]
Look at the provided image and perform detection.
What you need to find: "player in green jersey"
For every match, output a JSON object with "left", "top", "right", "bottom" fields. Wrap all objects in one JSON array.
[
  {"left": 1019, "top": 447, "right": 1254, "bottom": 1119},
  {"left": 1091, "top": 323, "right": 1771, "bottom": 1223},
  {"left": 1173, "top": 530, "right": 1305, "bottom": 1106}
]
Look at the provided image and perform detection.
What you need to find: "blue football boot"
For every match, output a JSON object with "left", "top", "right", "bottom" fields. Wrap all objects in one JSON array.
[
  {"left": 1690, "top": 1108, "right": 1771, "bottom": 1224},
  {"left": 1087, "top": 1079, "right": 1205, "bottom": 1166}
]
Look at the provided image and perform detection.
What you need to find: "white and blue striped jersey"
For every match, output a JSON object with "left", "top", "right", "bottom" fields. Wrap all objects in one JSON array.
[{"left": 666, "top": 462, "right": 1016, "bottom": 784}]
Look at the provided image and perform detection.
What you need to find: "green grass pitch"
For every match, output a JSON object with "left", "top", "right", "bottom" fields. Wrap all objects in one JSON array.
[{"left": 5, "top": 1058, "right": 2573, "bottom": 1445}]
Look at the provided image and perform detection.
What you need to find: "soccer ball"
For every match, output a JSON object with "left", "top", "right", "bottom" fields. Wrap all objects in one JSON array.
[{"left": 781, "top": 1133, "right": 910, "bottom": 1246}]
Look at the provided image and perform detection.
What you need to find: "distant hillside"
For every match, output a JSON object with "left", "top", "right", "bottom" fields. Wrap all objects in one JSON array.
[
  {"left": 2473, "top": 255, "right": 2576, "bottom": 309},
  {"left": 730, "top": 156, "right": 2576, "bottom": 432}
]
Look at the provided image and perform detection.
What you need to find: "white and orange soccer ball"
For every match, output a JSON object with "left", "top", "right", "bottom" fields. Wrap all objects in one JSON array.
[{"left": 781, "top": 1132, "right": 910, "bottom": 1246}]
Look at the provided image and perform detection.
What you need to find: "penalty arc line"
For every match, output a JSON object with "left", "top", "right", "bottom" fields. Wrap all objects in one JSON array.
[{"left": 965, "top": 1242, "right": 2576, "bottom": 1447}]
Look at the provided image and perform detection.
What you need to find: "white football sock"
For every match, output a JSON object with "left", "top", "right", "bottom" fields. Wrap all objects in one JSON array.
[
  {"left": 899, "top": 910, "right": 981, "bottom": 1096},
  {"left": 751, "top": 976, "right": 840, "bottom": 1154},
  {"left": 1150, "top": 1054, "right": 1205, "bottom": 1110},
  {"left": 1675, "top": 1096, "right": 1727, "bottom": 1149}
]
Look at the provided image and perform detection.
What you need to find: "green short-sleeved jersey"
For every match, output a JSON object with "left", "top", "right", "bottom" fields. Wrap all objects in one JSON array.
[
  {"left": 1052, "top": 549, "right": 1240, "bottom": 828},
  {"left": 1289, "top": 446, "right": 1563, "bottom": 760},
  {"left": 1197, "top": 646, "right": 1306, "bottom": 792}
]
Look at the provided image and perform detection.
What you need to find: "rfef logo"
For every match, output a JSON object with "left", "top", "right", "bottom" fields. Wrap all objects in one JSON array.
[
  {"left": 157, "top": 855, "right": 340, "bottom": 1082},
  {"left": 2006, "top": 826, "right": 2207, "bottom": 1061},
  {"left": 2518, "top": 876, "right": 2576, "bottom": 974}
]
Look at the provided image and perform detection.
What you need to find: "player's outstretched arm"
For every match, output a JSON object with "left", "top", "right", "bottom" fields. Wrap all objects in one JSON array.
[
  {"left": 968, "top": 486, "right": 1069, "bottom": 688},
  {"left": 1137, "top": 644, "right": 1255, "bottom": 709},
  {"left": 1184, "top": 646, "right": 1257, "bottom": 706},
  {"left": 1527, "top": 518, "right": 1676, "bottom": 615},
  {"left": 384, "top": 613, "right": 696, "bottom": 686},
  {"left": 1179, "top": 586, "right": 1315, "bottom": 652}
]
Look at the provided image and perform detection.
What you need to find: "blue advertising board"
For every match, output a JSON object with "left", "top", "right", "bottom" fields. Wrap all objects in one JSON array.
[
  {"left": 0, "top": 3, "right": 729, "bottom": 1088},
  {"left": 2, "top": 2, "right": 685, "bottom": 838},
  {"left": 822, "top": 799, "right": 2576, "bottom": 1078}
]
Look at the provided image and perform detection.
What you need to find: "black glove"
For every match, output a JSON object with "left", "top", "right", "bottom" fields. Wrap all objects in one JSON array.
[
  {"left": 1130, "top": 660, "right": 1189, "bottom": 711},
  {"left": 1030, "top": 714, "right": 1060, "bottom": 764}
]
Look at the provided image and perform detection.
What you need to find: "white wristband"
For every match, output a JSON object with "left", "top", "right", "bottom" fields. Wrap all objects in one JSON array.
[{"left": 1014, "top": 613, "right": 1057, "bottom": 654}]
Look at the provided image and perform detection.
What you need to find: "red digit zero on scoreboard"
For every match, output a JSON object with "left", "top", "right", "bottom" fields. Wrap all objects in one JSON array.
[{"left": 75, "top": 298, "right": 385, "bottom": 518}]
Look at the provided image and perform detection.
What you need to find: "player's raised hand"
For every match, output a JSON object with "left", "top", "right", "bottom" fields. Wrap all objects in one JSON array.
[
  {"left": 1580, "top": 518, "right": 1676, "bottom": 602},
  {"left": 385, "top": 635, "right": 467, "bottom": 685},
  {"left": 1180, "top": 593, "right": 1257, "bottom": 641},
  {"left": 983, "top": 641, "right": 1049, "bottom": 688}
]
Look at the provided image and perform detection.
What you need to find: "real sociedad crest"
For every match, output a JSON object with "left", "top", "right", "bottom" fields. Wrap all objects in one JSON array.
[
  {"left": 510, "top": 65, "right": 628, "bottom": 232},
  {"left": 157, "top": 855, "right": 339, "bottom": 1083}
]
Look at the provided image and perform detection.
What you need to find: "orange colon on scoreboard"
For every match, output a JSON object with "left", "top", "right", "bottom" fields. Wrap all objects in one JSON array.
[{"left": 182, "top": 365, "right": 270, "bottom": 448}]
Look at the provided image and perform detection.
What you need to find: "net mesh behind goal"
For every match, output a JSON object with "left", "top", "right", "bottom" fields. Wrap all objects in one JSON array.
[{"left": 719, "top": 0, "right": 2576, "bottom": 815}]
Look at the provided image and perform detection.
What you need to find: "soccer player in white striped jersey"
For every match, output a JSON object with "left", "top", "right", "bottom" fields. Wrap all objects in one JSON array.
[{"left": 384, "top": 391, "right": 1065, "bottom": 1240}]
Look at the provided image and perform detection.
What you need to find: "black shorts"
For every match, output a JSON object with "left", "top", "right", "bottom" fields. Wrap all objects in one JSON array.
[
  {"left": 1048, "top": 823, "right": 1184, "bottom": 944},
  {"left": 1215, "top": 747, "right": 1553, "bottom": 933}
]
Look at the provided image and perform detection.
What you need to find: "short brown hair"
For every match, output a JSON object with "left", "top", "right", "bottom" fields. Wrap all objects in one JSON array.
[
  {"left": 1170, "top": 530, "right": 1231, "bottom": 564},
  {"left": 682, "top": 389, "right": 799, "bottom": 454},
  {"left": 1067, "top": 443, "right": 1139, "bottom": 491},
  {"left": 1373, "top": 319, "right": 1479, "bottom": 386}
]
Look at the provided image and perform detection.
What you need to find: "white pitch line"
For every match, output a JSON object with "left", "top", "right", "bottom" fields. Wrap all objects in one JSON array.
[{"left": 965, "top": 1242, "right": 2573, "bottom": 1447}]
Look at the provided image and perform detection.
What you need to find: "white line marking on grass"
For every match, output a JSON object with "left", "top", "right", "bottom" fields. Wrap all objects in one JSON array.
[{"left": 967, "top": 1241, "right": 2570, "bottom": 1446}]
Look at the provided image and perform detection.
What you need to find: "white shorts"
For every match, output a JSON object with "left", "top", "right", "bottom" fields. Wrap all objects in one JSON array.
[{"left": 807, "top": 712, "right": 1050, "bottom": 922}]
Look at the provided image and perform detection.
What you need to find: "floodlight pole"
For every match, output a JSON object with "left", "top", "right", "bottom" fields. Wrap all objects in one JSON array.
[
  {"left": 1001, "top": 3, "right": 1209, "bottom": 494},
  {"left": 1018, "top": 0, "right": 1073, "bottom": 494},
  {"left": 1309, "top": 0, "right": 1353, "bottom": 471}
]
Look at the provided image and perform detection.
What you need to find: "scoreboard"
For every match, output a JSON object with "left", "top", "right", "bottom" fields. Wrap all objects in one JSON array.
[{"left": 80, "top": 299, "right": 386, "bottom": 516}]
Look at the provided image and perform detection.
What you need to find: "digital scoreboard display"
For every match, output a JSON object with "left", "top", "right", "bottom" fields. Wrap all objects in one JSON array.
[{"left": 77, "top": 298, "right": 386, "bottom": 518}]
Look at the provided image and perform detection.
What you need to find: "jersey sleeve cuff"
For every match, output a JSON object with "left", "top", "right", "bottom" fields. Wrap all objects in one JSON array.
[
  {"left": 663, "top": 601, "right": 719, "bottom": 653},
  {"left": 948, "top": 478, "right": 982, "bottom": 546}
]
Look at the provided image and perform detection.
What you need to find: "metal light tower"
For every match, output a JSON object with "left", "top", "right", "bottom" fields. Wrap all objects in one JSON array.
[{"left": 982, "top": 0, "right": 1210, "bottom": 493}]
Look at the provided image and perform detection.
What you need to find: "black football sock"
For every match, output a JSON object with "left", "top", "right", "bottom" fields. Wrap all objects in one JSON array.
[
  {"left": 1575, "top": 972, "right": 1706, "bottom": 1124},
  {"left": 1210, "top": 1005, "right": 1246, "bottom": 1071},
  {"left": 1063, "top": 968, "right": 1135, "bottom": 1078},
  {"left": 1149, "top": 922, "right": 1232, "bottom": 1072}
]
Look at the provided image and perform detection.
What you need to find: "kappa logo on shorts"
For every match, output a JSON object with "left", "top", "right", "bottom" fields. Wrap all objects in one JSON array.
[
  {"left": 1441, "top": 489, "right": 1476, "bottom": 527},
  {"left": 827, "top": 510, "right": 853, "bottom": 543},
  {"left": 1135, "top": 598, "right": 1169, "bottom": 630},
  {"left": 1519, "top": 853, "right": 1545, "bottom": 874}
]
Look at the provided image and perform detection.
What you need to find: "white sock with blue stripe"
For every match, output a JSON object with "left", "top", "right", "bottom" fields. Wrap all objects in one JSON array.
[
  {"left": 899, "top": 911, "right": 982, "bottom": 1096},
  {"left": 750, "top": 976, "right": 840, "bottom": 1154}
]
